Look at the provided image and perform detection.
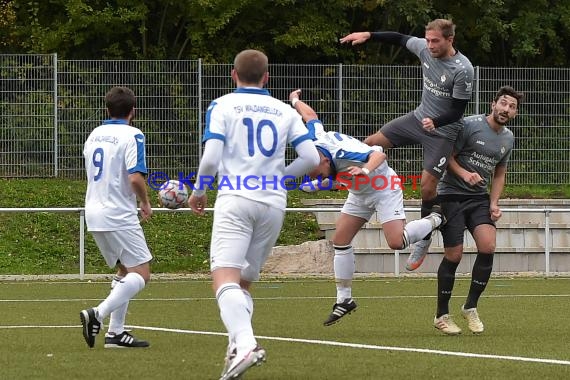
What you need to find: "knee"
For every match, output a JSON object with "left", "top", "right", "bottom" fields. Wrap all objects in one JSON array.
[
  {"left": 478, "top": 243, "right": 496, "bottom": 253},
  {"left": 363, "top": 134, "right": 377, "bottom": 146},
  {"left": 420, "top": 176, "right": 438, "bottom": 200},
  {"left": 444, "top": 251, "right": 462, "bottom": 263},
  {"left": 133, "top": 265, "right": 151, "bottom": 284},
  {"left": 364, "top": 132, "right": 391, "bottom": 149},
  {"left": 332, "top": 236, "right": 351, "bottom": 247},
  {"left": 421, "top": 185, "right": 437, "bottom": 200},
  {"left": 386, "top": 236, "right": 404, "bottom": 250}
]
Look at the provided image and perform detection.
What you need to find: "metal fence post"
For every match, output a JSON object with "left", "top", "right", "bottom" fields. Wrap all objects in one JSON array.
[
  {"left": 80, "top": 209, "right": 85, "bottom": 280},
  {"left": 198, "top": 58, "right": 203, "bottom": 160},
  {"left": 394, "top": 250, "right": 400, "bottom": 277},
  {"left": 474, "top": 65, "right": 480, "bottom": 114},
  {"left": 53, "top": 53, "right": 59, "bottom": 177},
  {"left": 545, "top": 209, "right": 551, "bottom": 276},
  {"left": 338, "top": 63, "right": 343, "bottom": 134}
]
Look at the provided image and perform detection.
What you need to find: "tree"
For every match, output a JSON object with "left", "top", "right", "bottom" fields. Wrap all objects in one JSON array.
[{"left": 2, "top": 0, "right": 570, "bottom": 66}]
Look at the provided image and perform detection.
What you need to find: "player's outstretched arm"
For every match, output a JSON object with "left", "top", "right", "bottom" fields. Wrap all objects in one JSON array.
[
  {"left": 339, "top": 31, "right": 371, "bottom": 45},
  {"left": 340, "top": 31, "right": 411, "bottom": 47},
  {"left": 289, "top": 89, "right": 319, "bottom": 122}
]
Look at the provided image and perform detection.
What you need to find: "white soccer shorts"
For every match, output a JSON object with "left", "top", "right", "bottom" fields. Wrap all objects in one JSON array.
[
  {"left": 91, "top": 228, "right": 153, "bottom": 268},
  {"left": 210, "top": 194, "right": 285, "bottom": 282},
  {"left": 341, "top": 184, "right": 406, "bottom": 224}
]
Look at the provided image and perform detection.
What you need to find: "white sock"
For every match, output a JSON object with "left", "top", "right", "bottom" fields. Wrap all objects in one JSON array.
[
  {"left": 97, "top": 272, "right": 145, "bottom": 321},
  {"left": 107, "top": 276, "right": 128, "bottom": 335},
  {"left": 216, "top": 283, "right": 256, "bottom": 352},
  {"left": 403, "top": 217, "right": 438, "bottom": 247},
  {"left": 333, "top": 245, "right": 354, "bottom": 303},
  {"left": 242, "top": 289, "right": 254, "bottom": 321}
]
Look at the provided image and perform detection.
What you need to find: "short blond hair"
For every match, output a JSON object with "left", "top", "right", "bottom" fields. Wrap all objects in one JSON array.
[{"left": 426, "top": 19, "right": 456, "bottom": 38}]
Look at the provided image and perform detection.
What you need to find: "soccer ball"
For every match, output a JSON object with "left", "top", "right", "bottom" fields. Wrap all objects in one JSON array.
[{"left": 158, "top": 180, "right": 189, "bottom": 209}]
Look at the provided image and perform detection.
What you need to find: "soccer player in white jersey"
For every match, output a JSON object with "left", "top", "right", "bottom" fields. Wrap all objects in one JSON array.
[
  {"left": 432, "top": 86, "right": 522, "bottom": 335},
  {"left": 340, "top": 19, "right": 474, "bottom": 271},
  {"left": 80, "top": 86, "right": 152, "bottom": 349},
  {"left": 288, "top": 89, "right": 444, "bottom": 326},
  {"left": 188, "top": 50, "right": 319, "bottom": 380}
]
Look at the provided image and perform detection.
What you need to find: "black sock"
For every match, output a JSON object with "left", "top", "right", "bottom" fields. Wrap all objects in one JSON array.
[
  {"left": 421, "top": 198, "right": 437, "bottom": 240},
  {"left": 464, "top": 253, "right": 494, "bottom": 309},
  {"left": 436, "top": 257, "right": 459, "bottom": 317}
]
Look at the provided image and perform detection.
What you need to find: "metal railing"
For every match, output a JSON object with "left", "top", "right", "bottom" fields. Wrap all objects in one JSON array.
[{"left": 0, "top": 207, "right": 566, "bottom": 279}]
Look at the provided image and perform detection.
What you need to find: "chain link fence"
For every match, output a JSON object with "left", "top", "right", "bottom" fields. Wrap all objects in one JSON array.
[{"left": 1, "top": 55, "right": 569, "bottom": 183}]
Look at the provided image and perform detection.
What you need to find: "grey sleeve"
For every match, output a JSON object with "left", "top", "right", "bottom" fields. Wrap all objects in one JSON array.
[
  {"left": 452, "top": 64, "right": 475, "bottom": 100},
  {"left": 405, "top": 37, "right": 427, "bottom": 57}
]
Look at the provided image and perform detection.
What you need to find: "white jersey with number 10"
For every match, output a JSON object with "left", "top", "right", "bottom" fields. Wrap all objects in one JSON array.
[{"left": 203, "top": 87, "right": 311, "bottom": 209}]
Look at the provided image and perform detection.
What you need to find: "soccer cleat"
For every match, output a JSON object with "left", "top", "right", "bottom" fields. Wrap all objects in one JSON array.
[
  {"left": 104, "top": 331, "right": 150, "bottom": 348},
  {"left": 461, "top": 305, "right": 484, "bottom": 334},
  {"left": 405, "top": 238, "right": 432, "bottom": 271},
  {"left": 426, "top": 210, "right": 445, "bottom": 230},
  {"left": 219, "top": 346, "right": 266, "bottom": 380},
  {"left": 323, "top": 298, "right": 357, "bottom": 326},
  {"left": 433, "top": 314, "right": 462, "bottom": 335},
  {"left": 220, "top": 344, "right": 237, "bottom": 377},
  {"left": 80, "top": 308, "right": 101, "bottom": 348}
]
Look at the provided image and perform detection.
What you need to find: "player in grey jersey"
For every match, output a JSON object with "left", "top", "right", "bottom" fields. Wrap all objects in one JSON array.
[
  {"left": 431, "top": 86, "right": 523, "bottom": 335},
  {"left": 340, "top": 19, "right": 474, "bottom": 270}
]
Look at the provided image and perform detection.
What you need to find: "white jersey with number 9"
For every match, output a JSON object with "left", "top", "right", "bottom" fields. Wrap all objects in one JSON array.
[{"left": 83, "top": 120, "right": 148, "bottom": 231}]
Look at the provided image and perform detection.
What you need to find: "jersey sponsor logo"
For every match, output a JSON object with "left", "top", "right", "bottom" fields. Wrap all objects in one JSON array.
[
  {"left": 465, "top": 82, "right": 473, "bottom": 91},
  {"left": 337, "top": 150, "right": 346, "bottom": 158},
  {"left": 476, "top": 140, "right": 485, "bottom": 145},
  {"left": 423, "top": 76, "right": 451, "bottom": 97},
  {"left": 423, "top": 62, "right": 430, "bottom": 69},
  {"left": 136, "top": 137, "right": 144, "bottom": 143},
  {"left": 432, "top": 166, "right": 443, "bottom": 173},
  {"left": 501, "top": 146, "right": 506, "bottom": 154},
  {"left": 440, "top": 75, "right": 446, "bottom": 83}
]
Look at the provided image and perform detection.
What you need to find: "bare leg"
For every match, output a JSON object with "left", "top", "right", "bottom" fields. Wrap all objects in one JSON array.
[{"left": 363, "top": 131, "right": 393, "bottom": 149}]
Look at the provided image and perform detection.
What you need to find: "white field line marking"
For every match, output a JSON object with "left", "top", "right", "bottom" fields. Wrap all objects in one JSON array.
[
  {"left": 1, "top": 294, "right": 570, "bottom": 302},
  {"left": 2, "top": 277, "right": 570, "bottom": 284},
  {"left": 1, "top": 324, "right": 569, "bottom": 367},
  {"left": 128, "top": 324, "right": 570, "bottom": 367},
  {"left": 0, "top": 325, "right": 79, "bottom": 329}
]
